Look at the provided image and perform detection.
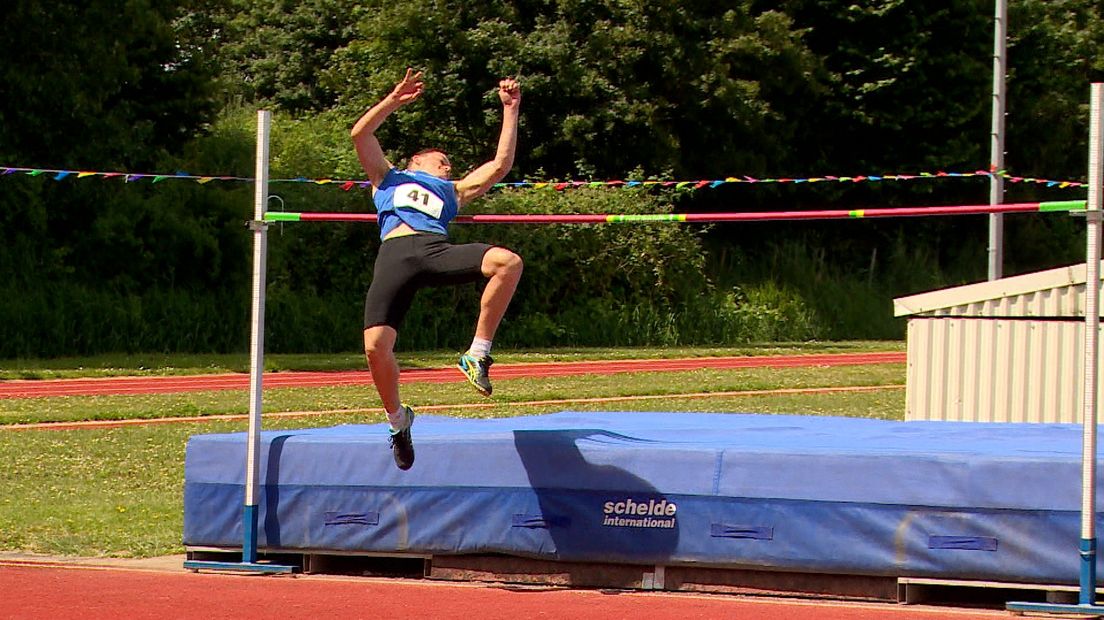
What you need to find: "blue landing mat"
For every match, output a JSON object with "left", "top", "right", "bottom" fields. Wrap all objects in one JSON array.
[{"left": 183, "top": 412, "right": 1103, "bottom": 583}]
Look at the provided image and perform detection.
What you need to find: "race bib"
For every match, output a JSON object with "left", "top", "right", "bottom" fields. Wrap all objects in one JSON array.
[{"left": 392, "top": 183, "right": 444, "bottom": 218}]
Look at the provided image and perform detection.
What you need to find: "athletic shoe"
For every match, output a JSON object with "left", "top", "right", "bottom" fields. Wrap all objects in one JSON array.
[
  {"left": 388, "top": 405, "right": 415, "bottom": 470},
  {"left": 457, "top": 353, "right": 494, "bottom": 397}
]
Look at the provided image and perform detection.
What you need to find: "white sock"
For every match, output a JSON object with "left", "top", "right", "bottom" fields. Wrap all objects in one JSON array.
[
  {"left": 386, "top": 406, "right": 407, "bottom": 431},
  {"left": 468, "top": 337, "right": 492, "bottom": 359}
]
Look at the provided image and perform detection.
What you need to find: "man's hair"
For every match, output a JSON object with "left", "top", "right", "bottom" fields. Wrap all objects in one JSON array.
[{"left": 411, "top": 147, "right": 447, "bottom": 159}]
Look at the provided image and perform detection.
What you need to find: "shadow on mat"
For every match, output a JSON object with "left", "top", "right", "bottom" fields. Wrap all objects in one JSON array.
[
  {"left": 513, "top": 429, "right": 680, "bottom": 562},
  {"left": 262, "top": 434, "right": 292, "bottom": 548}
]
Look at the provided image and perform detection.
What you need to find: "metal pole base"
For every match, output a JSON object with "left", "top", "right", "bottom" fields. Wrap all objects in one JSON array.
[
  {"left": 1007, "top": 601, "right": 1104, "bottom": 617},
  {"left": 183, "top": 559, "right": 297, "bottom": 574}
]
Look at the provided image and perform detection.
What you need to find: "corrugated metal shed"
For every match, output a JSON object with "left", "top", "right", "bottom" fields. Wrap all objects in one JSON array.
[{"left": 893, "top": 264, "right": 1102, "bottom": 423}]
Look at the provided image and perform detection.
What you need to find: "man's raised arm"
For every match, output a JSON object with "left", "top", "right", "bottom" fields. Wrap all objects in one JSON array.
[
  {"left": 456, "top": 77, "right": 521, "bottom": 206},
  {"left": 351, "top": 68, "right": 424, "bottom": 188}
]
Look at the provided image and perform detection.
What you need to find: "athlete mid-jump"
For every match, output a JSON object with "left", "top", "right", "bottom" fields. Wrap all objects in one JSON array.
[{"left": 351, "top": 69, "right": 523, "bottom": 470}]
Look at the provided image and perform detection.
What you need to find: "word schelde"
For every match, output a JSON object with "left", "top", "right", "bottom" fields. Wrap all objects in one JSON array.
[{"left": 601, "top": 497, "right": 678, "bottom": 529}]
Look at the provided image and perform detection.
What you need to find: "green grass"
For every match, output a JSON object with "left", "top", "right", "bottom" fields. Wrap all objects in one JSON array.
[
  {"left": 0, "top": 344, "right": 906, "bottom": 558},
  {"left": 0, "top": 422, "right": 226, "bottom": 558}
]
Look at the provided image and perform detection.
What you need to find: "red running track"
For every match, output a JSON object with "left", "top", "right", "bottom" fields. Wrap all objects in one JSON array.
[
  {"left": 0, "top": 352, "right": 904, "bottom": 398},
  {"left": 0, "top": 563, "right": 1005, "bottom": 620}
]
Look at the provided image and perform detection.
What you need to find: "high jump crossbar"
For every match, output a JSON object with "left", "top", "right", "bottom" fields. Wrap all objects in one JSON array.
[{"left": 264, "top": 200, "right": 1086, "bottom": 225}]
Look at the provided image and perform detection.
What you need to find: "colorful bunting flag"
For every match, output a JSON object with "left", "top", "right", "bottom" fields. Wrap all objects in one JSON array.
[{"left": 0, "top": 165, "right": 1088, "bottom": 192}]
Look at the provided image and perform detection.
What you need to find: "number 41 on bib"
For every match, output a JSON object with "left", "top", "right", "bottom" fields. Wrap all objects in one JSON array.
[{"left": 394, "top": 183, "right": 445, "bottom": 218}]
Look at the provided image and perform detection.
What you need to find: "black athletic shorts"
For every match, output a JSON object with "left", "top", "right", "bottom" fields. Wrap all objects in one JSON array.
[{"left": 363, "top": 233, "right": 492, "bottom": 330}]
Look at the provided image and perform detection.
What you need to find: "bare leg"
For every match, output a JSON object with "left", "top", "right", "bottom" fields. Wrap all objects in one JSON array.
[
  {"left": 475, "top": 247, "right": 523, "bottom": 340},
  {"left": 363, "top": 325, "right": 400, "bottom": 413}
]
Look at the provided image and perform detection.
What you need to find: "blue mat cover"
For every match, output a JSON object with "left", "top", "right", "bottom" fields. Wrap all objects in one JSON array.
[{"left": 184, "top": 412, "right": 1103, "bottom": 583}]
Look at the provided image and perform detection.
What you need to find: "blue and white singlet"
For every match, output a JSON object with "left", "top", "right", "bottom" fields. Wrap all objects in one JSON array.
[{"left": 373, "top": 168, "right": 460, "bottom": 240}]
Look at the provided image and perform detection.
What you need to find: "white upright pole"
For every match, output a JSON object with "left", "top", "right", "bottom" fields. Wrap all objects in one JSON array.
[
  {"left": 242, "top": 109, "right": 271, "bottom": 564},
  {"left": 1079, "top": 83, "right": 1104, "bottom": 605},
  {"left": 1007, "top": 82, "right": 1104, "bottom": 619},
  {"left": 183, "top": 109, "right": 293, "bottom": 573},
  {"left": 987, "top": 0, "right": 1007, "bottom": 281}
]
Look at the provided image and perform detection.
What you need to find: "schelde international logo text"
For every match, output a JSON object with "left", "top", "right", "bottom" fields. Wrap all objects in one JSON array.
[{"left": 602, "top": 498, "right": 677, "bottom": 529}]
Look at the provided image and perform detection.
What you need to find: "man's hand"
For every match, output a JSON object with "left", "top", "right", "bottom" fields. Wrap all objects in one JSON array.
[
  {"left": 456, "top": 76, "right": 521, "bottom": 206},
  {"left": 498, "top": 77, "right": 521, "bottom": 109},
  {"left": 352, "top": 68, "right": 423, "bottom": 187},
  {"left": 390, "top": 68, "right": 424, "bottom": 105}
]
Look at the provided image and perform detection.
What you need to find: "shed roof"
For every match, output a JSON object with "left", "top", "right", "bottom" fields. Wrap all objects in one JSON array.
[{"left": 892, "top": 263, "right": 1098, "bottom": 318}]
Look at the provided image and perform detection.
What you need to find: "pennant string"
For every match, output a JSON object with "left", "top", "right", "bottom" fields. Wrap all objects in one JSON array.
[{"left": 0, "top": 165, "right": 1088, "bottom": 192}]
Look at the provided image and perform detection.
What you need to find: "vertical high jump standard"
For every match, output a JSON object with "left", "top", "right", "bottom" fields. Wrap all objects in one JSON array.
[
  {"left": 183, "top": 111, "right": 296, "bottom": 574},
  {"left": 1007, "top": 85, "right": 1104, "bottom": 616}
]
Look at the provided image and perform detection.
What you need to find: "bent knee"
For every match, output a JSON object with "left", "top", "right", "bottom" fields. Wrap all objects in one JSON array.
[
  {"left": 504, "top": 251, "right": 523, "bottom": 275},
  {"left": 486, "top": 248, "right": 523, "bottom": 278}
]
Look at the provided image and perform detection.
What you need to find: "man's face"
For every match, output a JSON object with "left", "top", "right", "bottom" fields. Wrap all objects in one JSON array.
[{"left": 410, "top": 151, "right": 452, "bottom": 179}]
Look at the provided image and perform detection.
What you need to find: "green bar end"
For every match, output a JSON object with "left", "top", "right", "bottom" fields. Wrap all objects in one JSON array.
[
  {"left": 264, "top": 212, "right": 301, "bottom": 222},
  {"left": 1039, "top": 200, "right": 1087, "bottom": 212}
]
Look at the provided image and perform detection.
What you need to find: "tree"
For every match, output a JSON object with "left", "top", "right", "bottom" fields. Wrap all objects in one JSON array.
[
  {"left": 0, "top": 0, "right": 217, "bottom": 169},
  {"left": 326, "top": 0, "right": 823, "bottom": 179},
  {"left": 774, "top": 0, "right": 992, "bottom": 175},
  {"left": 1005, "top": 0, "right": 1104, "bottom": 185},
  {"left": 193, "top": 0, "right": 366, "bottom": 115}
]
